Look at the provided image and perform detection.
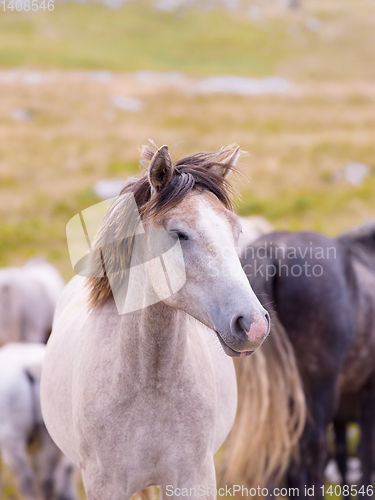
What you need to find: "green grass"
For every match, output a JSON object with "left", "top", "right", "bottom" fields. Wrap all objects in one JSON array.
[
  {"left": 0, "top": 187, "right": 102, "bottom": 278},
  {"left": 107, "top": 160, "right": 139, "bottom": 176},
  {"left": 0, "top": 3, "right": 287, "bottom": 74},
  {"left": 0, "top": 0, "right": 375, "bottom": 80},
  {"left": 237, "top": 173, "right": 375, "bottom": 225}
]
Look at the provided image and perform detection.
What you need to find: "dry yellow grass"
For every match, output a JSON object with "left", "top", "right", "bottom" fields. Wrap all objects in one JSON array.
[{"left": 1, "top": 72, "right": 374, "bottom": 280}]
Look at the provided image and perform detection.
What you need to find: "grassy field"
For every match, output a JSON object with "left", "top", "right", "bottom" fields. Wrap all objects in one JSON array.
[
  {"left": 0, "top": 0, "right": 374, "bottom": 282},
  {"left": 1, "top": 73, "right": 375, "bottom": 281},
  {"left": 1, "top": 0, "right": 375, "bottom": 80},
  {"left": 0, "top": 0, "right": 374, "bottom": 498}
]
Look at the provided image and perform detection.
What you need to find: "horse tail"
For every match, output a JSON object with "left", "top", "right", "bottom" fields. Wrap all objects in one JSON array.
[
  {"left": 219, "top": 254, "right": 306, "bottom": 490},
  {"left": 0, "top": 283, "right": 21, "bottom": 344}
]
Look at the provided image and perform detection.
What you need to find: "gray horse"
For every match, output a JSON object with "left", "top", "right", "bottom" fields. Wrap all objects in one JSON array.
[
  {"left": 41, "top": 144, "right": 270, "bottom": 500},
  {"left": 0, "top": 258, "right": 65, "bottom": 345},
  {"left": 0, "top": 343, "right": 77, "bottom": 500}
]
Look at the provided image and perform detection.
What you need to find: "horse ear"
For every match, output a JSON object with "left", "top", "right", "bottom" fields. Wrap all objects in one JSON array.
[
  {"left": 148, "top": 145, "right": 174, "bottom": 192},
  {"left": 211, "top": 145, "right": 241, "bottom": 178}
]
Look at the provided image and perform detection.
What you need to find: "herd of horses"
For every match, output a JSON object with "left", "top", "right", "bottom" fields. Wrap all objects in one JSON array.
[
  {"left": 0, "top": 259, "right": 77, "bottom": 499},
  {"left": 0, "top": 144, "right": 374, "bottom": 499}
]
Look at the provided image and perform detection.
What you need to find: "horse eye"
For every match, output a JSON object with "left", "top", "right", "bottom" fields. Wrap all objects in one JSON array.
[{"left": 170, "top": 231, "right": 189, "bottom": 241}]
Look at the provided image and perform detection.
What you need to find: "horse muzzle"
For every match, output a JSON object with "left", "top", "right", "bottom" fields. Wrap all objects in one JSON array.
[{"left": 215, "top": 310, "right": 270, "bottom": 357}]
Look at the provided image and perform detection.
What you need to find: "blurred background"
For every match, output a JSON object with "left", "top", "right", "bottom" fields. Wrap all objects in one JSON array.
[
  {"left": 1, "top": 0, "right": 375, "bottom": 281},
  {"left": 0, "top": 0, "right": 375, "bottom": 497}
]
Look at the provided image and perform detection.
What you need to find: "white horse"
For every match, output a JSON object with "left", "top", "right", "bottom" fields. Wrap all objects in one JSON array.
[
  {"left": 41, "top": 144, "right": 270, "bottom": 500},
  {"left": 0, "top": 343, "right": 77, "bottom": 500},
  {"left": 0, "top": 258, "right": 65, "bottom": 345},
  {"left": 237, "top": 216, "right": 273, "bottom": 255}
]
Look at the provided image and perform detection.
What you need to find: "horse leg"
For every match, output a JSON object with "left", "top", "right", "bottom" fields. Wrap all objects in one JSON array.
[
  {"left": 1, "top": 438, "right": 38, "bottom": 500},
  {"left": 52, "top": 456, "right": 77, "bottom": 500},
  {"left": 82, "top": 466, "right": 132, "bottom": 500},
  {"left": 159, "top": 459, "right": 217, "bottom": 500},
  {"left": 357, "top": 380, "right": 375, "bottom": 500},
  {"left": 307, "top": 425, "right": 329, "bottom": 499},
  {"left": 287, "top": 448, "right": 308, "bottom": 496},
  {"left": 288, "top": 385, "right": 337, "bottom": 500},
  {"left": 32, "top": 425, "right": 61, "bottom": 500},
  {"left": 287, "top": 421, "right": 326, "bottom": 499},
  {"left": 333, "top": 419, "right": 349, "bottom": 497}
]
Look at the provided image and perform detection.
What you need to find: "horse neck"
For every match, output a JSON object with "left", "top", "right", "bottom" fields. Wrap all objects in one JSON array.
[{"left": 118, "top": 301, "right": 189, "bottom": 384}]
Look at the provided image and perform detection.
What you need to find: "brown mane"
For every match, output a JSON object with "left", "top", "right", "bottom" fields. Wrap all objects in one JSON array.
[{"left": 87, "top": 144, "right": 242, "bottom": 309}]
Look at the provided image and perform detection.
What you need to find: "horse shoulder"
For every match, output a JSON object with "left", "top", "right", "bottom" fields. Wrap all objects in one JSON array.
[{"left": 42, "top": 277, "right": 95, "bottom": 466}]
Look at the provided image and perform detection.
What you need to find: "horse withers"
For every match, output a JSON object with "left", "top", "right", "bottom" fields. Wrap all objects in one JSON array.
[
  {"left": 0, "top": 343, "right": 77, "bottom": 500},
  {"left": 41, "top": 144, "right": 270, "bottom": 500}
]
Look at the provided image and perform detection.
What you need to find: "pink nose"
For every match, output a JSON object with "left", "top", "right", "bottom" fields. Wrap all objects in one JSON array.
[{"left": 246, "top": 311, "right": 270, "bottom": 344}]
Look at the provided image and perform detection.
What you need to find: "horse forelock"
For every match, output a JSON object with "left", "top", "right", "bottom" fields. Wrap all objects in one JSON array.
[
  {"left": 87, "top": 145, "right": 242, "bottom": 309},
  {"left": 137, "top": 144, "right": 241, "bottom": 217}
]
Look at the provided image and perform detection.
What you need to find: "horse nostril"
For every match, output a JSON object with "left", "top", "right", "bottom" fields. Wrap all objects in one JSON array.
[
  {"left": 265, "top": 311, "right": 270, "bottom": 328},
  {"left": 232, "top": 316, "right": 250, "bottom": 341},
  {"left": 236, "top": 316, "right": 248, "bottom": 336}
]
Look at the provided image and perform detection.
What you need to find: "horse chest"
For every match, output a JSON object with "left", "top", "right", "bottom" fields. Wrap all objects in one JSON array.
[{"left": 74, "top": 339, "right": 218, "bottom": 467}]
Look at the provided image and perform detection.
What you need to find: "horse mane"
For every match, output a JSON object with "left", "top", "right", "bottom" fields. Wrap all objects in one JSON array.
[
  {"left": 87, "top": 144, "right": 241, "bottom": 309},
  {"left": 337, "top": 220, "right": 375, "bottom": 242},
  {"left": 336, "top": 220, "right": 375, "bottom": 273}
]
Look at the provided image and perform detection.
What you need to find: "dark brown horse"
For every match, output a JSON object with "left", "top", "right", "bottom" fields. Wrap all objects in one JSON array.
[{"left": 222, "top": 221, "right": 375, "bottom": 499}]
